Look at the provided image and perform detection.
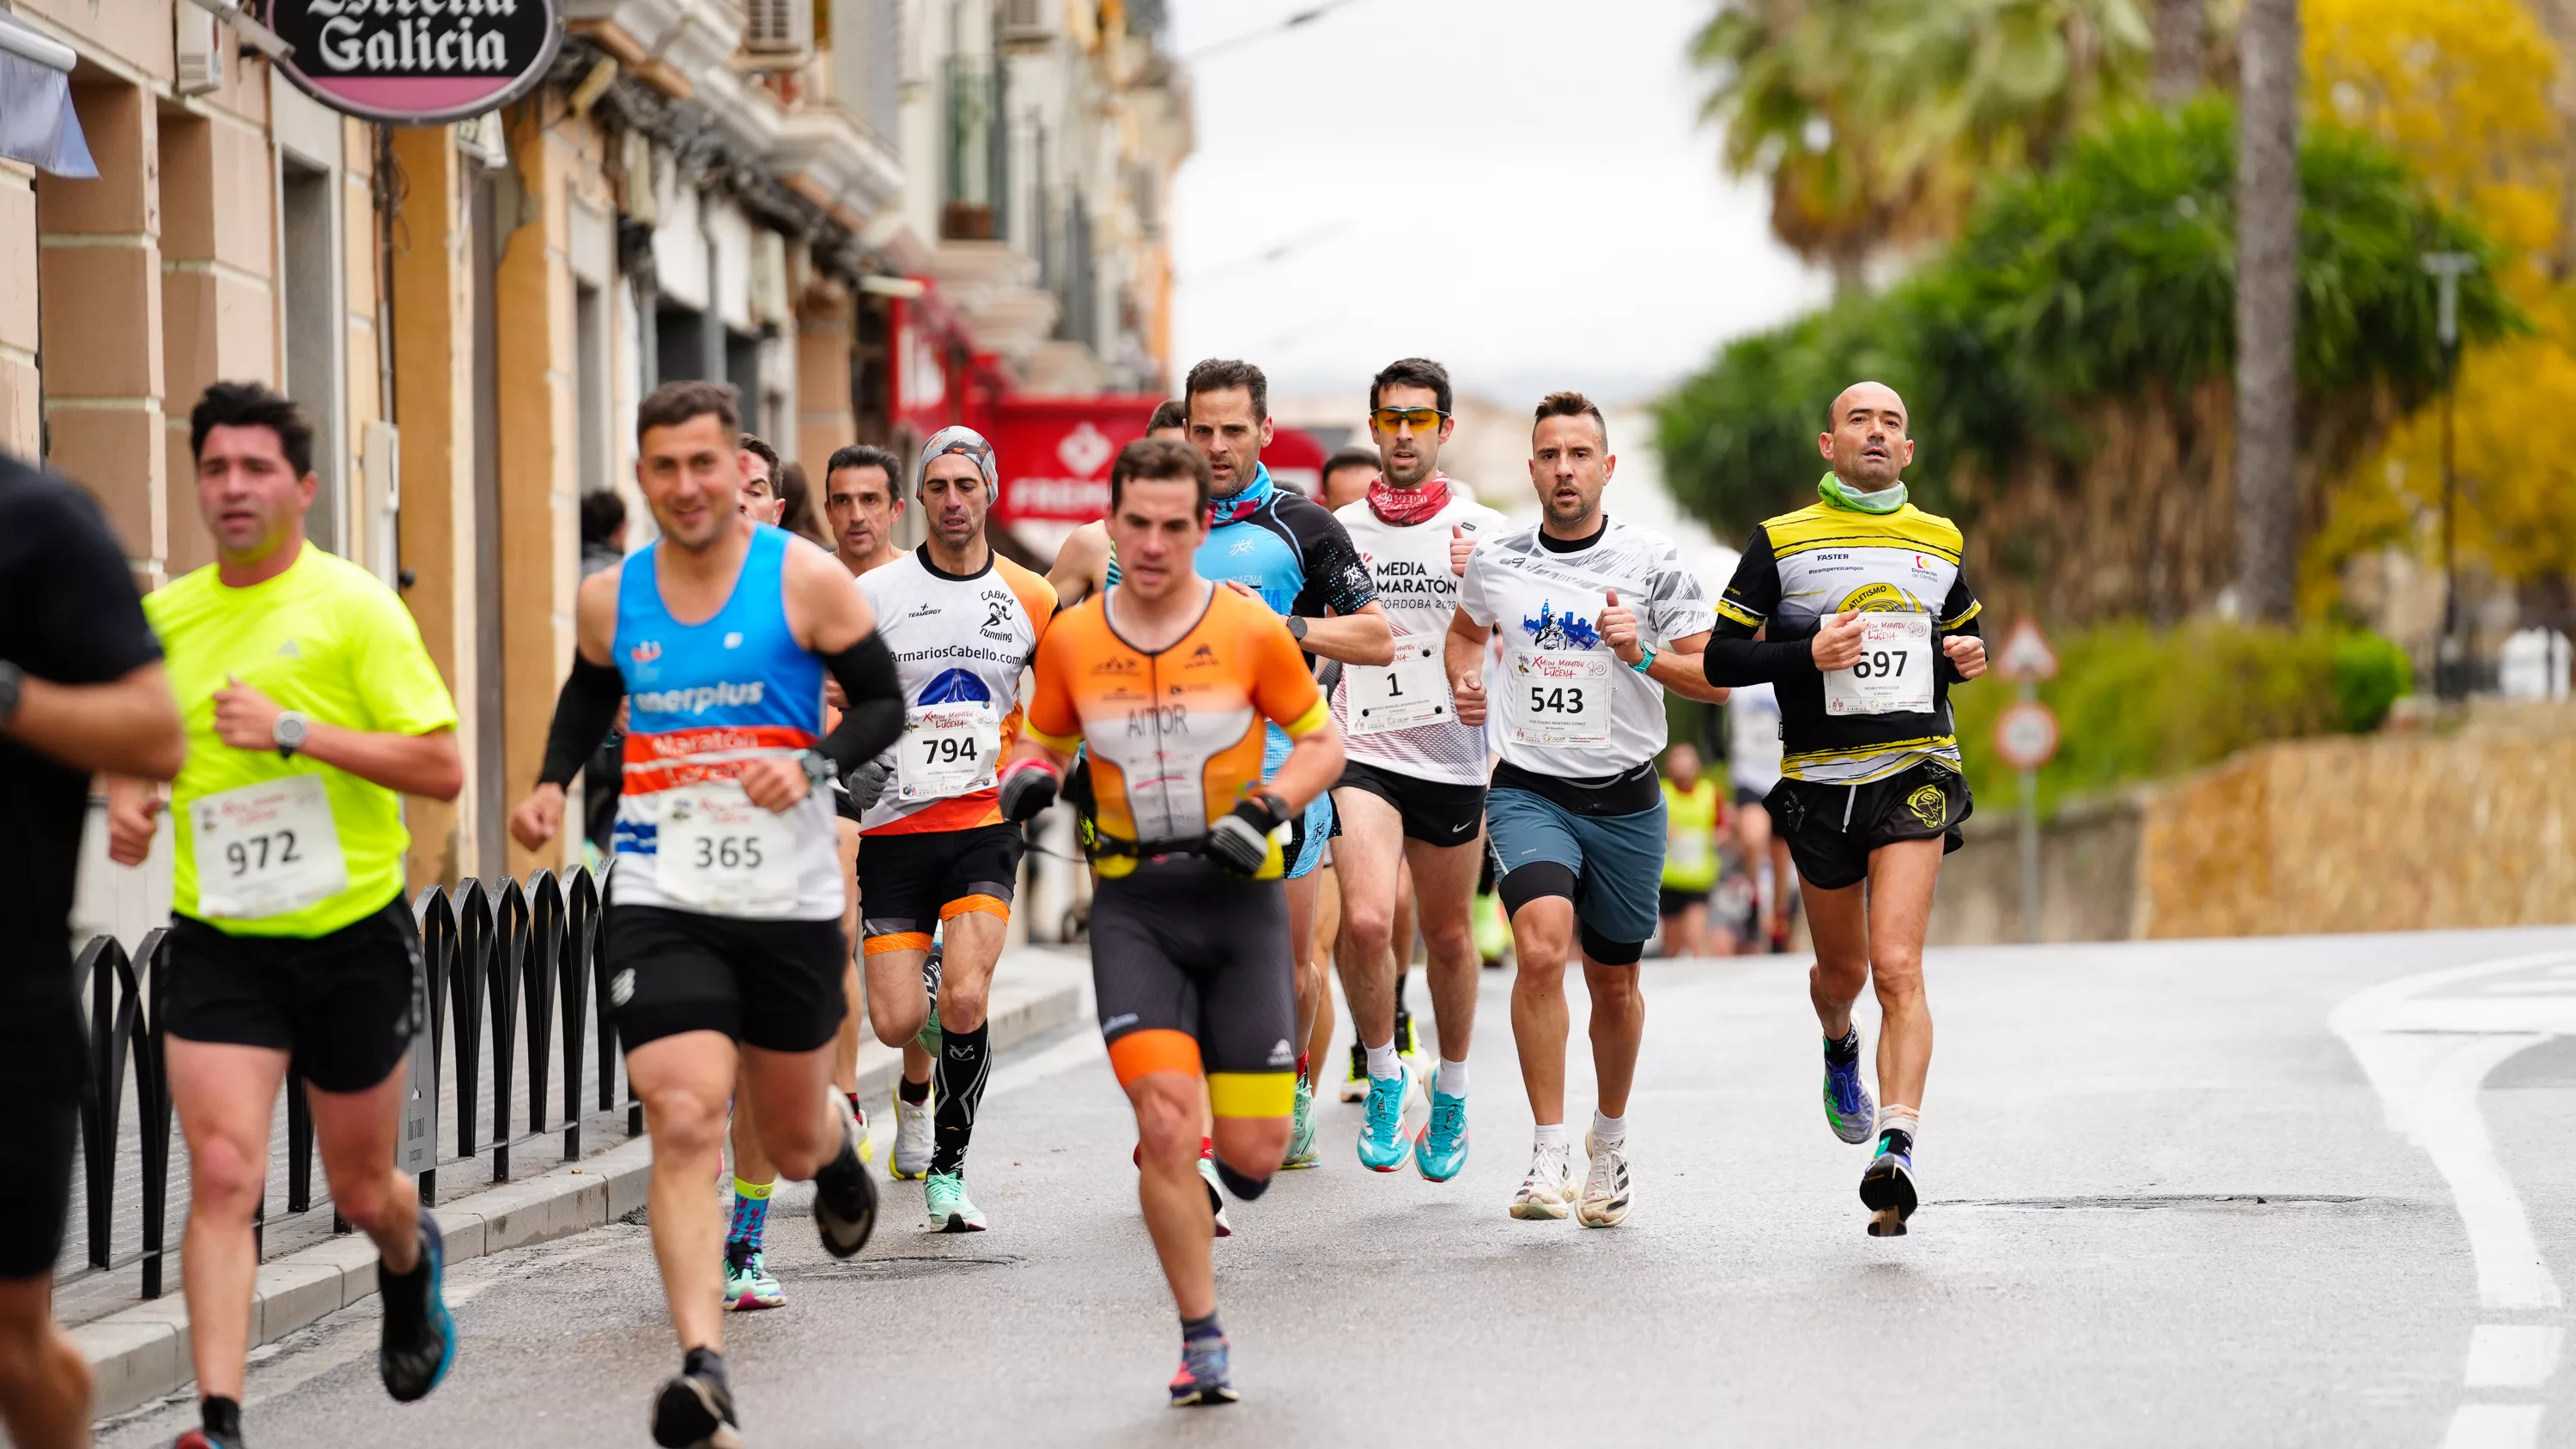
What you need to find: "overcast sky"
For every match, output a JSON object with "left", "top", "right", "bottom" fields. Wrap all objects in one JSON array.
[{"left": 1163, "top": 0, "right": 1831, "bottom": 409}]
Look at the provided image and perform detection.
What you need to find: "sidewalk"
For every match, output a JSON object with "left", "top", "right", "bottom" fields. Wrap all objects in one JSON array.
[{"left": 73, "top": 944, "right": 1091, "bottom": 1418}]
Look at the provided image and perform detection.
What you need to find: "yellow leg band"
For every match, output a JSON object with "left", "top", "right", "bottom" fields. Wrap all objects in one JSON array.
[{"left": 1207, "top": 1070, "right": 1295, "bottom": 1119}]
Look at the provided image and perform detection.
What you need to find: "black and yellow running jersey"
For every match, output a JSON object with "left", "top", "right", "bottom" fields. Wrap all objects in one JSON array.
[{"left": 1704, "top": 498, "right": 1983, "bottom": 785}]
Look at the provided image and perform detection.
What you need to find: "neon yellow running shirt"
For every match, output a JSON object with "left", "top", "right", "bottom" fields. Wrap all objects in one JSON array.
[
  {"left": 145, "top": 544, "right": 458, "bottom": 937},
  {"left": 1661, "top": 776, "right": 1722, "bottom": 891}
]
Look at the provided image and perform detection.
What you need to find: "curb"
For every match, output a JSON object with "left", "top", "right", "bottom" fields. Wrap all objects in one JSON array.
[{"left": 76, "top": 963, "right": 1088, "bottom": 1420}]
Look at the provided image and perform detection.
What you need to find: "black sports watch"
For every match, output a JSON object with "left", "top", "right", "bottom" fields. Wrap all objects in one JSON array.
[
  {"left": 1285, "top": 615, "right": 1309, "bottom": 643},
  {"left": 0, "top": 661, "right": 21, "bottom": 732},
  {"left": 797, "top": 750, "right": 838, "bottom": 791}
]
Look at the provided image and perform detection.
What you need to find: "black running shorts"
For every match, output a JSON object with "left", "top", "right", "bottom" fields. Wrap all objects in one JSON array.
[
  {"left": 855, "top": 822, "right": 1022, "bottom": 955},
  {"left": 1765, "top": 760, "right": 1972, "bottom": 894},
  {"left": 1087, "top": 858, "right": 1297, "bottom": 1119},
  {"left": 0, "top": 956, "right": 83, "bottom": 1278},
  {"left": 1333, "top": 759, "right": 1485, "bottom": 847},
  {"left": 1658, "top": 886, "right": 1710, "bottom": 916},
  {"left": 604, "top": 904, "right": 848, "bottom": 1054},
  {"left": 164, "top": 895, "right": 423, "bottom": 1094}
]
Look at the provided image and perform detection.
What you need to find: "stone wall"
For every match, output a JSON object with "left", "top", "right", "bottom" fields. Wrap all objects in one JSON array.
[
  {"left": 1928, "top": 701, "right": 2576, "bottom": 944},
  {"left": 2136, "top": 702, "right": 2576, "bottom": 938},
  {"left": 1927, "top": 794, "right": 2144, "bottom": 945}
]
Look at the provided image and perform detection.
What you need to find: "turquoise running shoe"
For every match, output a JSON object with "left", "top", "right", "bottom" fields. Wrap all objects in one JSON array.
[
  {"left": 924, "top": 1170, "right": 987, "bottom": 1233},
  {"left": 1823, "top": 1040, "right": 1875, "bottom": 1146},
  {"left": 1282, "top": 1075, "right": 1319, "bottom": 1169},
  {"left": 378, "top": 1211, "right": 455, "bottom": 1403},
  {"left": 1414, "top": 1088, "right": 1468, "bottom": 1182},
  {"left": 1355, "top": 1058, "right": 1419, "bottom": 1173}
]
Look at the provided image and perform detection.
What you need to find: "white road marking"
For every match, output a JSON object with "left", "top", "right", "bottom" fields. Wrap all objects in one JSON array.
[
  {"left": 2334, "top": 947, "right": 2576, "bottom": 1447},
  {"left": 2464, "top": 1325, "right": 2563, "bottom": 1389},
  {"left": 2330, "top": 949, "right": 2576, "bottom": 1312},
  {"left": 2439, "top": 1404, "right": 2544, "bottom": 1449}
]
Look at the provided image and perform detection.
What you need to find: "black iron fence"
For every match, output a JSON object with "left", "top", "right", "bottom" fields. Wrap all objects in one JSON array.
[{"left": 68, "top": 869, "right": 634, "bottom": 1301}]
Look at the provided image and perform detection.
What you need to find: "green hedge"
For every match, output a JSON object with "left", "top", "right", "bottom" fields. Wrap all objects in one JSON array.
[{"left": 1949, "top": 621, "right": 2411, "bottom": 815}]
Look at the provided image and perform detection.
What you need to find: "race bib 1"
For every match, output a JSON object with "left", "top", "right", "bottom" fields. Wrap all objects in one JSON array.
[
  {"left": 896, "top": 701, "right": 999, "bottom": 803},
  {"left": 1346, "top": 637, "right": 1451, "bottom": 737},
  {"left": 656, "top": 781, "right": 802, "bottom": 919},
  {"left": 1506, "top": 648, "right": 1614, "bottom": 746},
  {"left": 191, "top": 774, "right": 349, "bottom": 920},
  {"left": 1824, "top": 614, "right": 1935, "bottom": 716}
]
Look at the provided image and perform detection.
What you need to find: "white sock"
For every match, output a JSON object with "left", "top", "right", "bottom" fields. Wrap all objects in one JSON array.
[
  {"left": 1591, "top": 1110, "right": 1628, "bottom": 1147},
  {"left": 1364, "top": 1040, "right": 1400, "bottom": 1081},
  {"left": 1434, "top": 1058, "right": 1469, "bottom": 1097},
  {"left": 1532, "top": 1122, "right": 1567, "bottom": 1152}
]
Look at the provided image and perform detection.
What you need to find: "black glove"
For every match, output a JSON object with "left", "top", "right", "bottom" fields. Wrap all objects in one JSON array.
[
  {"left": 842, "top": 754, "right": 893, "bottom": 812},
  {"left": 1205, "top": 793, "right": 1289, "bottom": 877},
  {"left": 997, "top": 759, "right": 1060, "bottom": 823}
]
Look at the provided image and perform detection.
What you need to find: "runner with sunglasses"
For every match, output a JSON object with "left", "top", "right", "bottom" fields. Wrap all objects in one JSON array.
[{"left": 1328, "top": 359, "right": 1504, "bottom": 1179}]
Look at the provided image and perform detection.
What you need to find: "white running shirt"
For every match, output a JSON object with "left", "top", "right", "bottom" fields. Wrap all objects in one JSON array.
[
  {"left": 1330, "top": 488, "right": 1509, "bottom": 785},
  {"left": 1456, "top": 515, "right": 1716, "bottom": 779},
  {"left": 1728, "top": 682, "right": 1783, "bottom": 795}
]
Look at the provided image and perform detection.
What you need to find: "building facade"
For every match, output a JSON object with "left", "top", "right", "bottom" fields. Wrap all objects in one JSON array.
[{"left": 3, "top": 0, "right": 1190, "bottom": 942}]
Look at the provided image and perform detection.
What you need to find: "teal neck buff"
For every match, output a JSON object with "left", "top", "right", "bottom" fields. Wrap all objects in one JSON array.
[{"left": 1818, "top": 471, "right": 1907, "bottom": 515}]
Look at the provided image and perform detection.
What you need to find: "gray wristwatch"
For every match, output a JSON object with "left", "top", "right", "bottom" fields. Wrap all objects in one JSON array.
[
  {"left": 798, "top": 749, "right": 838, "bottom": 791},
  {"left": 272, "top": 709, "right": 310, "bottom": 759},
  {"left": 0, "top": 661, "right": 21, "bottom": 731}
]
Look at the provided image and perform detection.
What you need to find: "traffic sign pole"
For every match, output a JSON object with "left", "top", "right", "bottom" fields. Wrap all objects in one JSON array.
[{"left": 2019, "top": 680, "right": 2039, "bottom": 944}]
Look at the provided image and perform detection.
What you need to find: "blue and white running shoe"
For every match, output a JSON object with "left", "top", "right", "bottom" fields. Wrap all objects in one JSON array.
[
  {"left": 1824, "top": 1043, "right": 1875, "bottom": 1145},
  {"left": 1169, "top": 1335, "right": 1240, "bottom": 1406},
  {"left": 1283, "top": 1075, "right": 1320, "bottom": 1168},
  {"left": 1356, "top": 1058, "right": 1420, "bottom": 1173},
  {"left": 1415, "top": 1088, "right": 1468, "bottom": 1182}
]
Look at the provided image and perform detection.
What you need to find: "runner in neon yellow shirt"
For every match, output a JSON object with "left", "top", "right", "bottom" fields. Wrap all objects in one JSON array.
[
  {"left": 105, "top": 382, "right": 465, "bottom": 1449},
  {"left": 1658, "top": 743, "right": 1723, "bottom": 959}
]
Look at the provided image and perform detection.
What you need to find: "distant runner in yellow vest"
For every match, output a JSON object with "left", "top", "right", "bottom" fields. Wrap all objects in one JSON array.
[{"left": 1658, "top": 744, "right": 1723, "bottom": 958}]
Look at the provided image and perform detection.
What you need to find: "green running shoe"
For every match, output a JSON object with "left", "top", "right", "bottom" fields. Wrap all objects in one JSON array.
[
  {"left": 1281, "top": 1075, "right": 1319, "bottom": 1169},
  {"left": 924, "top": 1171, "right": 987, "bottom": 1233}
]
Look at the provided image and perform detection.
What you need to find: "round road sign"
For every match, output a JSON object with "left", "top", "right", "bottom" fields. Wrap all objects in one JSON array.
[{"left": 1994, "top": 699, "right": 2060, "bottom": 771}]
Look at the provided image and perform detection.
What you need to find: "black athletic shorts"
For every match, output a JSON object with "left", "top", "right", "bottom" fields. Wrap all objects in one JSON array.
[
  {"left": 1333, "top": 759, "right": 1485, "bottom": 847},
  {"left": 1088, "top": 858, "right": 1297, "bottom": 1118},
  {"left": 0, "top": 948, "right": 84, "bottom": 1278},
  {"left": 856, "top": 822, "right": 1021, "bottom": 955},
  {"left": 1658, "top": 886, "right": 1710, "bottom": 916},
  {"left": 165, "top": 895, "right": 423, "bottom": 1094},
  {"left": 1765, "top": 759, "right": 1971, "bottom": 893},
  {"left": 605, "top": 904, "right": 847, "bottom": 1054},
  {"left": 1734, "top": 784, "right": 1770, "bottom": 810}
]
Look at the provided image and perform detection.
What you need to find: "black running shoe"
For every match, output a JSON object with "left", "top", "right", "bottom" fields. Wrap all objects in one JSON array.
[
  {"left": 812, "top": 1117, "right": 879, "bottom": 1258},
  {"left": 1860, "top": 1138, "right": 1918, "bottom": 1238},
  {"left": 651, "top": 1363, "right": 742, "bottom": 1449},
  {"left": 379, "top": 1213, "right": 456, "bottom": 1403}
]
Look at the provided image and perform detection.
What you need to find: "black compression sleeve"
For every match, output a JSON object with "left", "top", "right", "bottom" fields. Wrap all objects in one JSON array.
[
  {"left": 1701, "top": 621, "right": 1817, "bottom": 687},
  {"left": 817, "top": 632, "right": 905, "bottom": 774},
  {"left": 538, "top": 652, "right": 626, "bottom": 787}
]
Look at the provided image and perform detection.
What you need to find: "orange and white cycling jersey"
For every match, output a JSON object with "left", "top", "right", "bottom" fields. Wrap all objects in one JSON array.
[{"left": 1024, "top": 583, "right": 1328, "bottom": 880}]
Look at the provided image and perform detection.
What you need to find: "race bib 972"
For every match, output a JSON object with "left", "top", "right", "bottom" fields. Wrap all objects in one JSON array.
[{"left": 191, "top": 775, "right": 349, "bottom": 919}]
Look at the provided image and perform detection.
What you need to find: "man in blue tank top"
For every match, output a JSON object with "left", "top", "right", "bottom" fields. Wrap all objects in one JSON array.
[
  {"left": 1181, "top": 358, "right": 1392, "bottom": 1169},
  {"left": 507, "top": 380, "right": 908, "bottom": 1447}
]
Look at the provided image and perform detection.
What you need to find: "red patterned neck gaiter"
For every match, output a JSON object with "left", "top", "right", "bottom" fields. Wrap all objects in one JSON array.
[{"left": 1366, "top": 472, "right": 1451, "bottom": 528}]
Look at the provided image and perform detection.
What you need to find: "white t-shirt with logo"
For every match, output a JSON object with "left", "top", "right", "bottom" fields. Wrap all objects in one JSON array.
[
  {"left": 854, "top": 547, "right": 1054, "bottom": 834},
  {"left": 1456, "top": 515, "right": 1716, "bottom": 779},
  {"left": 1330, "top": 489, "right": 1509, "bottom": 785}
]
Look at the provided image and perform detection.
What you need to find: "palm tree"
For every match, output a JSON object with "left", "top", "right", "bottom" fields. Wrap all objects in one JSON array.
[
  {"left": 2234, "top": 0, "right": 2300, "bottom": 622},
  {"left": 1692, "top": 0, "right": 2152, "bottom": 294}
]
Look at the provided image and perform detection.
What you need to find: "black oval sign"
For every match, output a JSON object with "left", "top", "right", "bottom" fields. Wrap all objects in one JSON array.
[{"left": 264, "top": 0, "right": 560, "bottom": 124}]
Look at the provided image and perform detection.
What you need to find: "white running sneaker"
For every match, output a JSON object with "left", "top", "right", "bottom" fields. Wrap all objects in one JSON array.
[
  {"left": 890, "top": 1089, "right": 934, "bottom": 1180},
  {"left": 1577, "top": 1131, "right": 1631, "bottom": 1228},
  {"left": 1196, "top": 1155, "right": 1234, "bottom": 1239},
  {"left": 1508, "top": 1141, "right": 1576, "bottom": 1221}
]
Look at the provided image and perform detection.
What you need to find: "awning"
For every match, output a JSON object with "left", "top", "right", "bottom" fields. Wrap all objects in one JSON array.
[{"left": 0, "top": 15, "right": 94, "bottom": 179}]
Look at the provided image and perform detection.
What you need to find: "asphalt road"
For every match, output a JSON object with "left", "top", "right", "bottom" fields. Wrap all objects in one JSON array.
[{"left": 94, "top": 927, "right": 2576, "bottom": 1448}]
